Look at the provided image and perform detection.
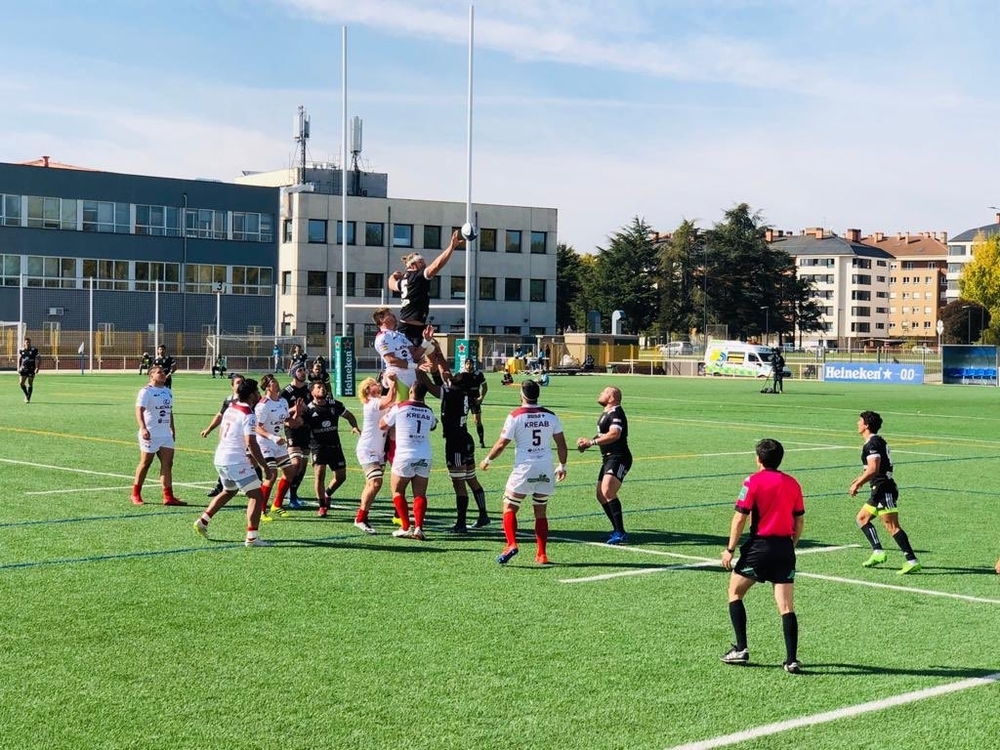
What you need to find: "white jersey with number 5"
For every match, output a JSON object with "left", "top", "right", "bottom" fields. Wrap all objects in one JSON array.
[{"left": 501, "top": 405, "right": 563, "bottom": 466}]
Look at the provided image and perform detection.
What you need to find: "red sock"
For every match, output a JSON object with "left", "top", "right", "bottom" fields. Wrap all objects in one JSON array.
[
  {"left": 261, "top": 482, "right": 273, "bottom": 505},
  {"left": 503, "top": 509, "right": 518, "bottom": 547},
  {"left": 132, "top": 484, "right": 141, "bottom": 496},
  {"left": 272, "top": 478, "right": 289, "bottom": 509},
  {"left": 535, "top": 517, "right": 549, "bottom": 556},
  {"left": 247, "top": 525, "right": 258, "bottom": 534},
  {"left": 413, "top": 496, "right": 427, "bottom": 527},
  {"left": 392, "top": 494, "right": 410, "bottom": 530},
  {"left": 162, "top": 486, "right": 172, "bottom": 500},
  {"left": 355, "top": 508, "right": 368, "bottom": 523}
]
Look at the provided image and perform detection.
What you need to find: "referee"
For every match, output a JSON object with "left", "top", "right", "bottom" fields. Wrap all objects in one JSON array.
[{"left": 720, "top": 438, "right": 804, "bottom": 673}]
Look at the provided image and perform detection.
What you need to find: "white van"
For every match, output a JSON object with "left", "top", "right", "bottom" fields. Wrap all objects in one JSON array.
[
  {"left": 659, "top": 341, "right": 693, "bottom": 356},
  {"left": 704, "top": 341, "right": 791, "bottom": 378}
]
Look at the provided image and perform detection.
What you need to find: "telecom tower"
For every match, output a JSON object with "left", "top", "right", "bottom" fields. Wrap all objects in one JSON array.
[{"left": 294, "top": 105, "right": 310, "bottom": 186}]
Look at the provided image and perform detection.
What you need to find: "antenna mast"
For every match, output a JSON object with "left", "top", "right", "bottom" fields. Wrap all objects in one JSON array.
[
  {"left": 350, "top": 116, "right": 363, "bottom": 196},
  {"left": 294, "top": 105, "right": 310, "bottom": 185}
]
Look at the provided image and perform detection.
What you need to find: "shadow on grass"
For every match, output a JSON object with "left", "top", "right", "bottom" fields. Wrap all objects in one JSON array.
[{"left": 804, "top": 663, "right": 997, "bottom": 678}]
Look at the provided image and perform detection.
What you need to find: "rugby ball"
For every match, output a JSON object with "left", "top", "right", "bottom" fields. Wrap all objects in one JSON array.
[{"left": 461, "top": 222, "right": 478, "bottom": 242}]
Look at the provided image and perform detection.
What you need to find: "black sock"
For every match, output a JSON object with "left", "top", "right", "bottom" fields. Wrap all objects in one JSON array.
[
  {"left": 728, "top": 600, "right": 748, "bottom": 650},
  {"left": 892, "top": 529, "right": 917, "bottom": 560},
  {"left": 859, "top": 521, "right": 882, "bottom": 549},
  {"left": 20, "top": 384, "right": 28, "bottom": 397},
  {"left": 607, "top": 498, "right": 625, "bottom": 533},
  {"left": 782, "top": 612, "right": 798, "bottom": 662},
  {"left": 472, "top": 487, "right": 487, "bottom": 515},
  {"left": 600, "top": 501, "right": 616, "bottom": 527},
  {"left": 455, "top": 494, "right": 469, "bottom": 525},
  {"left": 477, "top": 423, "right": 485, "bottom": 445}
]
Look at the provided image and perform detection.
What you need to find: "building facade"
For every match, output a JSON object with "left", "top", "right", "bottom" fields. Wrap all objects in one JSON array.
[
  {"left": 946, "top": 213, "right": 1000, "bottom": 302},
  {"left": 0, "top": 160, "right": 278, "bottom": 358},
  {"left": 237, "top": 165, "right": 558, "bottom": 351},
  {"left": 768, "top": 228, "right": 893, "bottom": 350},
  {"left": 862, "top": 231, "right": 948, "bottom": 345}
]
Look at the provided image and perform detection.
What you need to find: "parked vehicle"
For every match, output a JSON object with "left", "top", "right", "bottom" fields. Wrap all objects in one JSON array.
[
  {"left": 704, "top": 340, "right": 792, "bottom": 378},
  {"left": 659, "top": 341, "right": 693, "bottom": 356}
]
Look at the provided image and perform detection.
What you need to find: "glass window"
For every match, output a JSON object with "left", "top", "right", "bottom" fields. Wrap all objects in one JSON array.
[
  {"left": 82, "top": 200, "right": 128, "bottom": 233},
  {"left": 479, "top": 228, "right": 496, "bottom": 252},
  {"left": 27, "top": 196, "right": 74, "bottom": 229},
  {"left": 505, "top": 230, "right": 522, "bottom": 253},
  {"left": 283, "top": 219, "right": 293, "bottom": 243},
  {"left": 260, "top": 213, "right": 273, "bottom": 242},
  {"left": 364, "top": 273, "right": 383, "bottom": 297},
  {"left": 530, "top": 278, "right": 546, "bottom": 302},
  {"left": 0, "top": 254, "right": 21, "bottom": 285},
  {"left": 309, "top": 219, "right": 327, "bottom": 244},
  {"left": 423, "top": 225, "right": 442, "bottom": 250},
  {"left": 335, "top": 221, "right": 355, "bottom": 245},
  {"left": 504, "top": 326, "right": 522, "bottom": 335},
  {"left": 530, "top": 231, "right": 547, "bottom": 254},
  {"left": 305, "top": 321, "right": 326, "bottom": 349},
  {"left": 336, "top": 272, "right": 356, "bottom": 296},
  {"left": 428, "top": 276, "right": 441, "bottom": 299},
  {"left": 1, "top": 194, "right": 22, "bottom": 227},
  {"left": 282, "top": 271, "right": 292, "bottom": 295},
  {"left": 478, "top": 277, "right": 496, "bottom": 300},
  {"left": 231, "top": 265, "right": 273, "bottom": 295},
  {"left": 450, "top": 276, "right": 465, "bottom": 299},
  {"left": 393, "top": 223, "right": 413, "bottom": 248},
  {"left": 504, "top": 278, "right": 521, "bottom": 301},
  {"left": 185, "top": 263, "right": 226, "bottom": 294},
  {"left": 135, "top": 261, "right": 180, "bottom": 292},
  {"left": 307, "top": 271, "right": 327, "bottom": 296},
  {"left": 365, "top": 222, "right": 384, "bottom": 247}
]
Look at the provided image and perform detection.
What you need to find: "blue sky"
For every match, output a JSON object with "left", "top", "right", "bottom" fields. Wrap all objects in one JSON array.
[{"left": 3, "top": 0, "right": 999, "bottom": 251}]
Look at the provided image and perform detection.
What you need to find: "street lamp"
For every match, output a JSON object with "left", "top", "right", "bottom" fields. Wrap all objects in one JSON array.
[
  {"left": 703, "top": 243, "right": 709, "bottom": 350},
  {"left": 760, "top": 305, "right": 769, "bottom": 346},
  {"left": 962, "top": 305, "right": 972, "bottom": 344}
]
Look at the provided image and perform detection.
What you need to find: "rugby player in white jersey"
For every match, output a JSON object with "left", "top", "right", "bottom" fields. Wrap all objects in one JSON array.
[
  {"left": 254, "top": 373, "right": 298, "bottom": 519},
  {"left": 131, "top": 364, "right": 186, "bottom": 506},
  {"left": 481, "top": 380, "right": 568, "bottom": 565},
  {"left": 379, "top": 381, "right": 438, "bottom": 540},
  {"left": 353, "top": 373, "right": 398, "bottom": 534},
  {"left": 372, "top": 306, "right": 440, "bottom": 398},
  {"left": 194, "top": 378, "right": 276, "bottom": 547}
]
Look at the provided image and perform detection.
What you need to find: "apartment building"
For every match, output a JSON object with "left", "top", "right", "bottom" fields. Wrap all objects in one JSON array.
[
  {"left": 946, "top": 213, "right": 1000, "bottom": 302},
  {"left": 862, "top": 231, "right": 948, "bottom": 345},
  {"left": 767, "top": 227, "right": 893, "bottom": 349}
]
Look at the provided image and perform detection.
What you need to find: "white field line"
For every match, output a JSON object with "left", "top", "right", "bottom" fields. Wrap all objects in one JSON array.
[
  {"left": 557, "top": 543, "right": 1000, "bottom": 604},
  {"left": 26, "top": 485, "right": 136, "bottom": 496},
  {"left": 665, "top": 672, "right": 1000, "bottom": 750},
  {"left": 556, "top": 544, "right": 859, "bottom": 584},
  {"left": 799, "top": 571, "right": 1000, "bottom": 605},
  {"left": 2, "top": 458, "right": 210, "bottom": 491}
]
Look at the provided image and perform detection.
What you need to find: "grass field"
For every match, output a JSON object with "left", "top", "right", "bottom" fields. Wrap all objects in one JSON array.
[{"left": 1, "top": 370, "right": 998, "bottom": 750}]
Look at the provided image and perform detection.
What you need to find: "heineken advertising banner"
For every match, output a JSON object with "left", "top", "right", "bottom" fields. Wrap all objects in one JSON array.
[
  {"left": 454, "top": 338, "right": 479, "bottom": 371},
  {"left": 333, "top": 336, "right": 356, "bottom": 397}
]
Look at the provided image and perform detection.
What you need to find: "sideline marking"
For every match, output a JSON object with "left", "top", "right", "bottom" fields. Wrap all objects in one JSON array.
[{"left": 665, "top": 672, "right": 1000, "bottom": 750}]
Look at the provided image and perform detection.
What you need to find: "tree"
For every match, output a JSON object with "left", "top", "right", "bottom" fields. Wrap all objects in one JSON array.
[
  {"left": 556, "top": 243, "right": 586, "bottom": 332},
  {"left": 704, "top": 204, "right": 798, "bottom": 342},
  {"left": 941, "top": 299, "right": 990, "bottom": 344},
  {"left": 589, "top": 217, "right": 661, "bottom": 334},
  {"left": 655, "top": 219, "right": 704, "bottom": 339},
  {"left": 958, "top": 232, "right": 1000, "bottom": 343}
]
